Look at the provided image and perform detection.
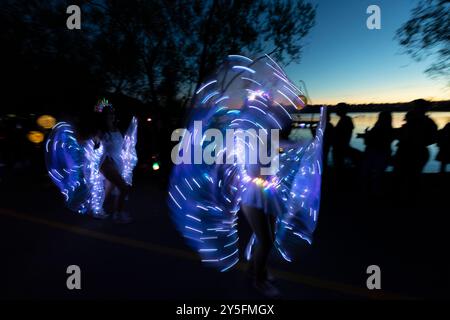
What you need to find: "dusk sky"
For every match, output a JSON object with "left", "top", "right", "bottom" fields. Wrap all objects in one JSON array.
[{"left": 285, "top": 0, "right": 450, "bottom": 105}]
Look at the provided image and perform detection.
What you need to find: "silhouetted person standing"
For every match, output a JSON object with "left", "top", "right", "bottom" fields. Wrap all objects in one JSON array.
[
  {"left": 393, "top": 104, "right": 437, "bottom": 177},
  {"left": 333, "top": 103, "right": 356, "bottom": 171},
  {"left": 393, "top": 101, "right": 437, "bottom": 204},
  {"left": 358, "top": 111, "right": 394, "bottom": 195},
  {"left": 436, "top": 122, "right": 450, "bottom": 173}
]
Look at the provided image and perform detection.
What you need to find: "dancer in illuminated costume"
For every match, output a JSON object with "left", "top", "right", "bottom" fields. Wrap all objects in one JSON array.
[
  {"left": 168, "top": 54, "right": 326, "bottom": 296},
  {"left": 45, "top": 99, "right": 138, "bottom": 223}
]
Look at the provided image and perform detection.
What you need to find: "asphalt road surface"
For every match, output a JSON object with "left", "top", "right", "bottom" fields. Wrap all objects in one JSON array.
[{"left": 1, "top": 171, "right": 448, "bottom": 300}]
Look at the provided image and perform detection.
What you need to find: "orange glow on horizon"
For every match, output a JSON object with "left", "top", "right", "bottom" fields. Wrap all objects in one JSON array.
[{"left": 307, "top": 84, "right": 450, "bottom": 105}]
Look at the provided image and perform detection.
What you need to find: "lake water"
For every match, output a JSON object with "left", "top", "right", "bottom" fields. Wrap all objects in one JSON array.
[{"left": 291, "top": 111, "right": 450, "bottom": 173}]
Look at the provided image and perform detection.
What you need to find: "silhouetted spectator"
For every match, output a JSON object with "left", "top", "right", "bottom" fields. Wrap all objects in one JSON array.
[
  {"left": 358, "top": 111, "right": 394, "bottom": 194},
  {"left": 332, "top": 103, "right": 360, "bottom": 170},
  {"left": 393, "top": 103, "right": 438, "bottom": 177},
  {"left": 436, "top": 122, "right": 450, "bottom": 173}
]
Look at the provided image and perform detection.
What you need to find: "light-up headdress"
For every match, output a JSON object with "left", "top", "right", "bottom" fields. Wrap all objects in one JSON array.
[{"left": 94, "top": 98, "right": 113, "bottom": 113}]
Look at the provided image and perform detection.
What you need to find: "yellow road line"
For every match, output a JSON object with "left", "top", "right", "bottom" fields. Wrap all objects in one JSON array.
[{"left": 0, "top": 208, "right": 414, "bottom": 300}]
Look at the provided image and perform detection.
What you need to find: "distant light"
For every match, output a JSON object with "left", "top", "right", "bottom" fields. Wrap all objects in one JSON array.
[
  {"left": 147, "top": 118, "right": 152, "bottom": 122},
  {"left": 152, "top": 162, "right": 160, "bottom": 171},
  {"left": 248, "top": 90, "right": 265, "bottom": 101},
  {"left": 37, "top": 115, "right": 56, "bottom": 129},
  {"left": 27, "top": 131, "right": 44, "bottom": 144}
]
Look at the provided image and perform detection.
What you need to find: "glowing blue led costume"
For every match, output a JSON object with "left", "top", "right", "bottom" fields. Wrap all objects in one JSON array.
[
  {"left": 168, "top": 54, "right": 326, "bottom": 271},
  {"left": 45, "top": 115, "right": 138, "bottom": 214}
]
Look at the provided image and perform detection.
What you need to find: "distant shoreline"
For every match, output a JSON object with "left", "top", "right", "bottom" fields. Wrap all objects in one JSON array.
[{"left": 302, "top": 100, "right": 450, "bottom": 113}]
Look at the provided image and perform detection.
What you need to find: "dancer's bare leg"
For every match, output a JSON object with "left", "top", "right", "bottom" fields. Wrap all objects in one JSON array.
[{"left": 100, "top": 158, "right": 131, "bottom": 216}]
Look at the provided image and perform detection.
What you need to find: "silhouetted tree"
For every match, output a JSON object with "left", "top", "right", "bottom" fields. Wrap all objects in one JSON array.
[
  {"left": 186, "top": 0, "right": 316, "bottom": 96},
  {"left": 0, "top": 0, "right": 106, "bottom": 112},
  {"left": 0, "top": 0, "right": 316, "bottom": 111},
  {"left": 396, "top": 0, "right": 449, "bottom": 80},
  {"left": 86, "top": 0, "right": 317, "bottom": 107}
]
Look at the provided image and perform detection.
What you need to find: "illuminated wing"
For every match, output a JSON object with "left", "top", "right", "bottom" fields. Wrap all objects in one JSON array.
[
  {"left": 121, "top": 116, "right": 138, "bottom": 185},
  {"left": 83, "top": 138, "right": 105, "bottom": 214},
  {"left": 45, "top": 122, "right": 105, "bottom": 214},
  {"left": 45, "top": 122, "right": 90, "bottom": 213},
  {"left": 168, "top": 101, "right": 243, "bottom": 271},
  {"left": 168, "top": 161, "right": 242, "bottom": 272},
  {"left": 274, "top": 107, "right": 327, "bottom": 261}
]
